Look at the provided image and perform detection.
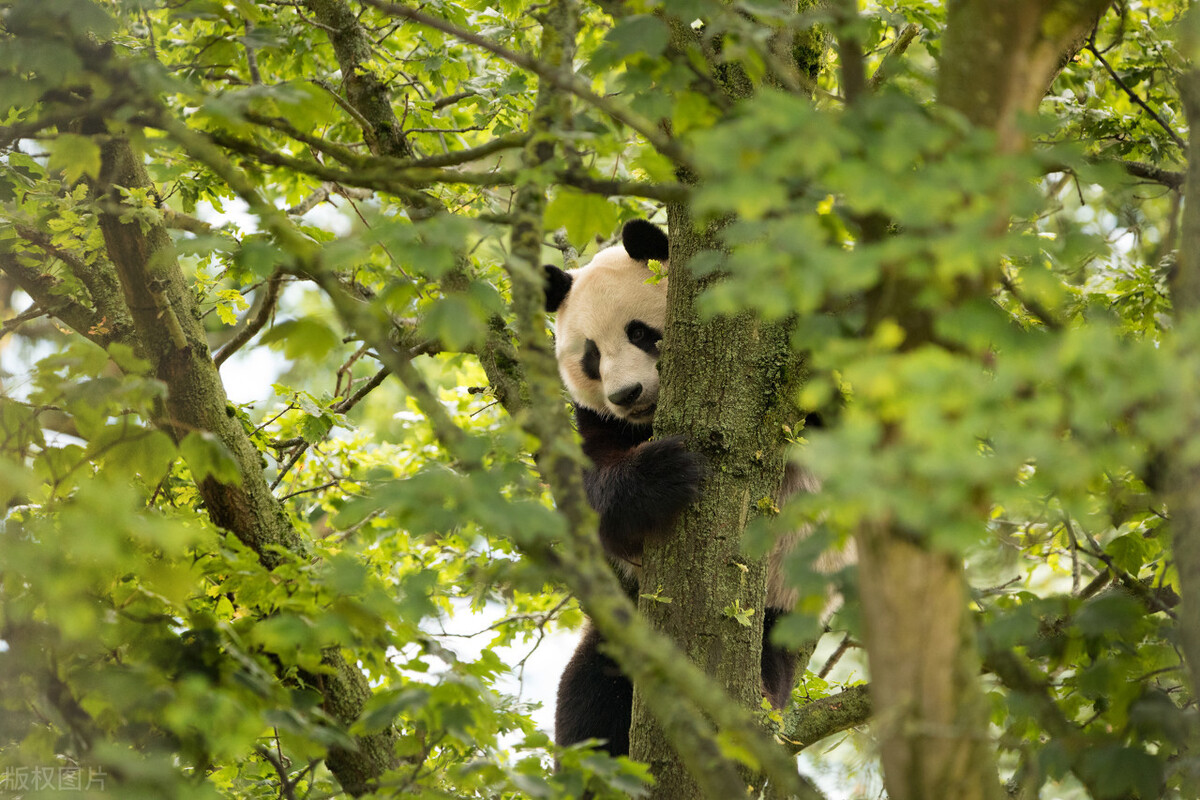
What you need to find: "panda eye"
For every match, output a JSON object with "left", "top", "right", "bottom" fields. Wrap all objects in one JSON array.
[{"left": 625, "top": 320, "right": 661, "bottom": 354}]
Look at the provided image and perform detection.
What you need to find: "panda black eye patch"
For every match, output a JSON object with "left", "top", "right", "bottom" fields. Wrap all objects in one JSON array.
[
  {"left": 625, "top": 320, "right": 662, "bottom": 355},
  {"left": 582, "top": 339, "right": 601, "bottom": 381}
]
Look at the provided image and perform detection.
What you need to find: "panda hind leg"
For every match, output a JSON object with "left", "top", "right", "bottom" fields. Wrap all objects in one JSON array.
[
  {"left": 761, "top": 608, "right": 801, "bottom": 709},
  {"left": 555, "top": 624, "right": 634, "bottom": 757}
]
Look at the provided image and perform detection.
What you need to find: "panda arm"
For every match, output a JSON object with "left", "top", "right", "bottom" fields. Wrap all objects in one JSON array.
[{"left": 574, "top": 406, "right": 705, "bottom": 563}]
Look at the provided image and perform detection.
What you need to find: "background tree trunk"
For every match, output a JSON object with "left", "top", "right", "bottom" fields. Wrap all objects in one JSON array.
[
  {"left": 856, "top": 4, "right": 1110, "bottom": 800},
  {"left": 1166, "top": 64, "right": 1200, "bottom": 742}
]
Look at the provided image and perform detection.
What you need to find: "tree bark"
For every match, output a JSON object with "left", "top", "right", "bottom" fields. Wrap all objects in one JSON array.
[
  {"left": 938, "top": 0, "right": 1111, "bottom": 153},
  {"left": 857, "top": 526, "right": 997, "bottom": 800}
]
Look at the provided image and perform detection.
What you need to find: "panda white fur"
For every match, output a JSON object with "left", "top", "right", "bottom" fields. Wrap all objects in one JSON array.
[{"left": 544, "top": 219, "right": 805, "bottom": 757}]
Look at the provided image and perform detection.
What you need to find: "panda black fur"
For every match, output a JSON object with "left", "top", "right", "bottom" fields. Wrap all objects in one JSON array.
[{"left": 544, "top": 220, "right": 802, "bottom": 757}]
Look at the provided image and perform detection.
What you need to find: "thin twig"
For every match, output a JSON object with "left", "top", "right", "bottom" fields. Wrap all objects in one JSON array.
[
  {"left": 0, "top": 303, "right": 49, "bottom": 339},
  {"left": 214, "top": 271, "right": 286, "bottom": 368},
  {"left": 332, "top": 365, "right": 393, "bottom": 413},
  {"left": 817, "top": 634, "right": 856, "bottom": 680},
  {"left": 1086, "top": 39, "right": 1184, "bottom": 149}
]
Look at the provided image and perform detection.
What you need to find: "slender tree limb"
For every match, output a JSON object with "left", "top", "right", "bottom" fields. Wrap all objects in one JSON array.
[
  {"left": 0, "top": 303, "right": 51, "bottom": 340},
  {"left": 1042, "top": 157, "right": 1185, "bottom": 190},
  {"left": 288, "top": 184, "right": 337, "bottom": 217},
  {"left": 558, "top": 171, "right": 690, "bottom": 203},
  {"left": 403, "top": 131, "right": 531, "bottom": 169},
  {"left": 1111, "top": 158, "right": 1186, "bottom": 189},
  {"left": 11, "top": 224, "right": 135, "bottom": 342},
  {"left": 867, "top": 24, "right": 919, "bottom": 91},
  {"left": 832, "top": 0, "right": 867, "bottom": 104},
  {"left": 332, "top": 365, "right": 392, "bottom": 414},
  {"left": 431, "top": 90, "right": 474, "bottom": 110},
  {"left": 162, "top": 208, "right": 216, "bottom": 234},
  {"left": 213, "top": 271, "right": 286, "bottom": 368},
  {"left": 0, "top": 251, "right": 120, "bottom": 348},
  {"left": 201, "top": 126, "right": 520, "bottom": 187},
  {"left": 78, "top": 117, "right": 402, "bottom": 795}
]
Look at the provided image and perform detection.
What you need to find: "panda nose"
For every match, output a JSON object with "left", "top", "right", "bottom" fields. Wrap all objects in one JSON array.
[{"left": 607, "top": 383, "right": 643, "bottom": 408}]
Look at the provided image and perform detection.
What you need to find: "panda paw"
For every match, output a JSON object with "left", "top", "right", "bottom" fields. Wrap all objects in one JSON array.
[
  {"left": 631, "top": 436, "right": 706, "bottom": 518},
  {"left": 589, "top": 436, "right": 706, "bottom": 562}
]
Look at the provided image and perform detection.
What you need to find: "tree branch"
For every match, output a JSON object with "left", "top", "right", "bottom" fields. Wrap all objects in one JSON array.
[
  {"left": 80, "top": 119, "right": 402, "bottom": 795},
  {"left": 867, "top": 24, "right": 919, "bottom": 91},
  {"left": 0, "top": 251, "right": 122, "bottom": 348},
  {"left": 302, "top": 0, "right": 528, "bottom": 412},
  {"left": 832, "top": 0, "right": 867, "bottom": 104},
  {"left": 780, "top": 684, "right": 872, "bottom": 754},
  {"left": 213, "top": 271, "right": 286, "bottom": 368}
]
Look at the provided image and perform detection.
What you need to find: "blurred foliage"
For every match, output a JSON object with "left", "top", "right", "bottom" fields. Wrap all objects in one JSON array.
[{"left": 0, "top": 0, "right": 1198, "bottom": 797}]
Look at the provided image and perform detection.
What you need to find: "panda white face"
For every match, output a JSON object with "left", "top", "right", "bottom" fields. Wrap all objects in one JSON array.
[{"left": 553, "top": 245, "right": 668, "bottom": 424}]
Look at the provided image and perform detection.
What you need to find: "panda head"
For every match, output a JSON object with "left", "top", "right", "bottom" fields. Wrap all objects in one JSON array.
[{"left": 544, "top": 219, "right": 670, "bottom": 426}]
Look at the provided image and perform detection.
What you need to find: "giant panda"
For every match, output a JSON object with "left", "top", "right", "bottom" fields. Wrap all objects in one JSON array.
[{"left": 544, "top": 219, "right": 806, "bottom": 757}]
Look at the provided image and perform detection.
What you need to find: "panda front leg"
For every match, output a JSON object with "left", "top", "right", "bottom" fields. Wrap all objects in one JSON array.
[{"left": 583, "top": 435, "right": 706, "bottom": 564}]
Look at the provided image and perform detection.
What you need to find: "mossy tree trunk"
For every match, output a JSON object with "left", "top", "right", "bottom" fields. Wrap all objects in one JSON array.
[
  {"left": 83, "top": 136, "right": 403, "bottom": 797},
  {"left": 629, "top": 208, "right": 801, "bottom": 797},
  {"left": 626, "top": 5, "right": 824, "bottom": 797}
]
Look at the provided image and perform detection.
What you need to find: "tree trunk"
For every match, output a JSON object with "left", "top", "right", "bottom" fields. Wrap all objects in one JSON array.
[
  {"left": 625, "top": 7, "right": 826, "bottom": 795},
  {"left": 628, "top": 210, "right": 800, "bottom": 796},
  {"left": 1166, "top": 65, "right": 1200, "bottom": 730},
  {"left": 89, "top": 136, "right": 401, "bottom": 797},
  {"left": 855, "top": 4, "right": 1110, "bottom": 800},
  {"left": 857, "top": 525, "right": 998, "bottom": 800}
]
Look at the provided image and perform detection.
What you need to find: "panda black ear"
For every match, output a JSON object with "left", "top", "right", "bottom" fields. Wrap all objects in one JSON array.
[
  {"left": 622, "top": 219, "right": 669, "bottom": 262},
  {"left": 543, "top": 264, "right": 573, "bottom": 312}
]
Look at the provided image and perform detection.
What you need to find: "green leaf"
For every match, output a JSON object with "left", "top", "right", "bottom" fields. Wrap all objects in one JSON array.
[
  {"left": 1106, "top": 533, "right": 1151, "bottom": 575},
  {"left": 545, "top": 189, "right": 620, "bottom": 249},
  {"left": 260, "top": 317, "right": 341, "bottom": 361},
  {"left": 47, "top": 133, "right": 101, "bottom": 183},
  {"left": 604, "top": 15, "right": 669, "bottom": 59},
  {"left": 179, "top": 431, "right": 243, "bottom": 485},
  {"left": 1078, "top": 745, "right": 1162, "bottom": 800}
]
